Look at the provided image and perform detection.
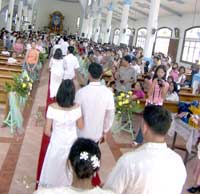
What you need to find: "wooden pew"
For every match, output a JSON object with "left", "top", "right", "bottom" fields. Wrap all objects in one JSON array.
[
  {"left": 0, "top": 67, "right": 22, "bottom": 76},
  {"left": 140, "top": 99, "right": 178, "bottom": 113},
  {"left": 179, "top": 92, "right": 200, "bottom": 102},
  {"left": 0, "top": 61, "right": 22, "bottom": 71}
]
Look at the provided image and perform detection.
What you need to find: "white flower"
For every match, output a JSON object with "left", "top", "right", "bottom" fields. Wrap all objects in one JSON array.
[
  {"left": 91, "top": 155, "right": 100, "bottom": 169},
  {"left": 80, "top": 151, "right": 89, "bottom": 160}
]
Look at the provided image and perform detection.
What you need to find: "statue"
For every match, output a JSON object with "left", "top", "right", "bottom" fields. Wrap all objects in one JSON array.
[{"left": 49, "top": 11, "right": 64, "bottom": 33}]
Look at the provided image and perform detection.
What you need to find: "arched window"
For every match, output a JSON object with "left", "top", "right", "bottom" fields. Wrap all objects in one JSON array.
[
  {"left": 113, "top": 28, "right": 120, "bottom": 45},
  {"left": 136, "top": 27, "right": 147, "bottom": 49},
  {"left": 154, "top": 27, "right": 172, "bottom": 55},
  {"left": 124, "top": 28, "right": 132, "bottom": 45},
  {"left": 181, "top": 26, "right": 200, "bottom": 64}
]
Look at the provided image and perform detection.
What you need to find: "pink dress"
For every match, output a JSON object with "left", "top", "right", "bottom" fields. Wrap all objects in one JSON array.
[
  {"left": 133, "top": 90, "right": 145, "bottom": 99},
  {"left": 146, "top": 81, "right": 169, "bottom": 105},
  {"left": 170, "top": 70, "right": 179, "bottom": 82}
]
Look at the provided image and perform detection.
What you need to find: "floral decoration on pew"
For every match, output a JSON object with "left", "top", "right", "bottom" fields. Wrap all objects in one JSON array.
[
  {"left": 115, "top": 91, "right": 144, "bottom": 120},
  {"left": 5, "top": 73, "right": 33, "bottom": 98}
]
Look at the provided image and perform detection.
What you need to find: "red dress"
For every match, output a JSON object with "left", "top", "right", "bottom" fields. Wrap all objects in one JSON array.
[{"left": 36, "top": 73, "right": 101, "bottom": 188}]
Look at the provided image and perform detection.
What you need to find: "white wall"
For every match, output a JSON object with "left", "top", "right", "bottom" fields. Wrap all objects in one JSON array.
[
  {"left": 110, "top": 12, "right": 200, "bottom": 66},
  {"left": 35, "top": 0, "right": 83, "bottom": 34}
]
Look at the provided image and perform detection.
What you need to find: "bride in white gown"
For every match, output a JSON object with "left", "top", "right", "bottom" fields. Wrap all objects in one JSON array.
[
  {"left": 35, "top": 138, "right": 115, "bottom": 194},
  {"left": 39, "top": 80, "right": 84, "bottom": 188}
]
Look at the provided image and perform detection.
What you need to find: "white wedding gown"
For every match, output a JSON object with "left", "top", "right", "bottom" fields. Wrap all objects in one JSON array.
[{"left": 39, "top": 106, "right": 81, "bottom": 188}]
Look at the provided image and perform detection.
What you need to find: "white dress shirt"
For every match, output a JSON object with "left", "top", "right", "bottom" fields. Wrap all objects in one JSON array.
[
  {"left": 60, "top": 41, "right": 69, "bottom": 56},
  {"left": 63, "top": 53, "right": 80, "bottom": 80},
  {"left": 104, "top": 142, "right": 187, "bottom": 194},
  {"left": 75, "top": 82, "right": 115, "bottom": 142}
]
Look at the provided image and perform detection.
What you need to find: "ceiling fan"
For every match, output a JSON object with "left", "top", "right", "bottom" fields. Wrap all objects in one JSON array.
[{"left": 167, "top": 0, "right": 185, "bottom": 4}]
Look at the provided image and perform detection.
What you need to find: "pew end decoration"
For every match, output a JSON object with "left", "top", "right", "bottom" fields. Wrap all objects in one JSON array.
[
  {"left": 3, "top": 72, "right": 33, "bottom": 134},
  {"left": 113, "top": 91, "right": 144, "bottom": 139}
]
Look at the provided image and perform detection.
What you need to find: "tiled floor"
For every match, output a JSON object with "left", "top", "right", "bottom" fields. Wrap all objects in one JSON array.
[{"left": 0, "top": 63, "right": 197, "bottom": 194}]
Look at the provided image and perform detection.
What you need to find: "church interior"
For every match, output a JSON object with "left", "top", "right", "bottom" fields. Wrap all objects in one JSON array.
[{"left": 0, "top": 0, "right": 200, "bottom": 194}]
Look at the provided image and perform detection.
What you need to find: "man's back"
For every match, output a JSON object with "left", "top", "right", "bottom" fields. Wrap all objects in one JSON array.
[
  {"left": 104, "top": 142, "right": 186, "bottom": 194},
  {"left": 75, "top": 82, "right": 114, "bottom": 142}
]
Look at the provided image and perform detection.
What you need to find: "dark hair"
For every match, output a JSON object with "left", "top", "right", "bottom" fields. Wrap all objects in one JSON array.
[
  {"left": 88, "top": 63, "right": 103, "bottom": 79},
  {"left": 68, "top": 138, "right": 101, "bottom": 179},
  {"left": 153, "top": 65, "right": 167, "bottom": 80},
  {"left": 68, "top": 46, "right": 74, "bottom": 54},
  {"left": 179, "top": 66, "right": 185, "bottom": 73},
  {"left": 123, "top": 55, "right": 132, "bottom": 63},
  {"left": 53, "top": 48, "right": 63, "bottom": 60},
  {"left": 170, "top": 81, "right": 178, "bottom": 93},
  {"left": 56, "top": 79, "right": 75, "bottom": 107},
  {"left": 143, "top": 105, "right": 172, "bottom": 135},
  {"left": 154, "top": 56, "right": 160, "bottom": 61},
  {"left": 167, "top": 75, "right": 174, "bottom": 82}
]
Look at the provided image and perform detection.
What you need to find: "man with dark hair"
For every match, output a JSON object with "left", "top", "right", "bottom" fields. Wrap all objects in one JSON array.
[
  {"left": 75, "top": 63, "right": 115, "bottom": 143},
  {"left": 63, "top": 46, "right": 80, "bottom": 80},
  {"left": 104, "top": 105, "right": 186, "bottom": 194},
  {"left": 115, "top": 55, "right": 137, "bottom": 92}
]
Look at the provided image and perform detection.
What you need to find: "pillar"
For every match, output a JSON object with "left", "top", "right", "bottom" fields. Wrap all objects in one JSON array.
[
  {"left": 93, "top": 12, "right": 101, "bottom": 42},
  {"left": 104, "top": 3, "right": 113, "bottom": 43},
  {"left": 81, "top": 17, "right": 89, "bottom": 38},
  {"left": 16, "top": 1, "right": 23, "bottom": 31},
  {"left": 0, "top": 0, "right": 2, "bottom": 11},
  {"left": 118, "top": 0, "right": 131, "bottom": 45},
  {"left": 144, "top": 0, "right": 161, "bottom": 58},
  {"left": 87, "top": 16, "right": 94, "bottom": 40},
  {"left": 6, "top": 0, "right": 15, "bottom": 31},
  {"left": 23, "top": 5, "right": 28, "bottom": 30},
  {"left": 28, "top": 8, "right": 33, "bottom": 25}
]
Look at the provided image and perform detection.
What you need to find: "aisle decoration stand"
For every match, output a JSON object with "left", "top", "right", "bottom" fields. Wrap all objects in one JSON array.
[
  {"left": 112, "top": 91, "right": 144, "bottom": 139},
  {"left": 4, "top": 71, "right": 33, "bottom": 134}
]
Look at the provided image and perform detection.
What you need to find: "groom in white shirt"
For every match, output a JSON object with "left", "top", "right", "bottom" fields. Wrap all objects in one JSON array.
[
  {"left": 104, "top": 105, "right": 187, "bottom": 194},
  {"left": 75, "top": 63, "right": 115, "bottom": 143}
]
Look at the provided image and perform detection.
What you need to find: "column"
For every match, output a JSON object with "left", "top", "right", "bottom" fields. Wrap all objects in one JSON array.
[
  {"left": 93, "top": 12, "right": 101, "bottom": 42},
  {"left": 0, "top": 0, "right": 2, "bottom": 11},
  {"left": 144, "top": 0, "right": 161, "bottom": 58},
  {"left": 118, "top": 0, "right": 131, "bottom": 45},
  {"left": 87, "top": 16, "right": 94, "bottom": 40},
  {"left": 104, "top": 3, "right": 113, "bottom": 43},
  {"left": 28, "top": 8, "right": 33, "bottom": 25},
  {"left": 6, "top": 0, "right": 15, "bottom": 31},
  {"left": 23, "top": 5, "right": 28, "bottom": 30},
  {"left": 16, "top": 1, "right": 23, "bottom": 31},
  {"left": 81, "top": 17, "right": 89, "bottom": 38}
]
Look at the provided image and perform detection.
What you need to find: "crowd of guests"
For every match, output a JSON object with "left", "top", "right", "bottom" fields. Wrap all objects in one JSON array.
[{"left": 1, "top": 28, "right": 200, "bottom": 194}]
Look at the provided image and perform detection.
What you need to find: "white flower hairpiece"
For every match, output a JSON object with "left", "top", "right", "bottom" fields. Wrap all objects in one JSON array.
[
  {"left": 80, "top": 151, "right": 89, "bottom": 160},
  {"left": 79, "top": 152, "right": 100, "bottom": 169},
  {"left": 91, "top": 155, "right": 100, "bottom": 169}
]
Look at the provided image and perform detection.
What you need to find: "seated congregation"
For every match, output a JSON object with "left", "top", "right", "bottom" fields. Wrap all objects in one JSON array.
[{"left": 0, "top": 28, "right": 200, "bottom": 194}]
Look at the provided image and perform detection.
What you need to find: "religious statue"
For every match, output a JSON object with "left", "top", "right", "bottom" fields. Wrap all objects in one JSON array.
[{"left": 49, "top": 11, "right": 64, "bottom": 33}]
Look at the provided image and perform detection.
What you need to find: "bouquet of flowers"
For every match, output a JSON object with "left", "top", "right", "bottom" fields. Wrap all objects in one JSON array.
[
  {"left": 115, "top": 91, "right": 144, "bottom": 120},
  {"left": 5, "top": 73, "right": 33, "bottom": 98}
]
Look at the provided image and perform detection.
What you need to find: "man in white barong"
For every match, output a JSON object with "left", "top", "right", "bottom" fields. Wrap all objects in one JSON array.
[
  {"left": 104, "top": 105, "right": 187, "bottom": 194},
  {"left": 63, "top": 46, "right": 79, "bottom": 80},
  {"left": 75, "top": 63, "right": 115, "bottom": 143}
]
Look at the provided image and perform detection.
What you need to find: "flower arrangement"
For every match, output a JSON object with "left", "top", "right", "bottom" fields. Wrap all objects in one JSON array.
[
  {"left": 5, "top": 73, "right": 33, "bottom": 98},
  {"left": 115, "top": 91, "right": 144, "bottom": 120}
]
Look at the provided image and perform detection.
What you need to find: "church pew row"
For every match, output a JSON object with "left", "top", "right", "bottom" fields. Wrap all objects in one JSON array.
[
  {"left": 0, "top": 61, "right": 22, "bottom": 71},
  {"left": 139, "top": 99, "right": 179, "bottom": 113},
  {"left": 0, "top": 67, "right": 22, "bottom": 76}
]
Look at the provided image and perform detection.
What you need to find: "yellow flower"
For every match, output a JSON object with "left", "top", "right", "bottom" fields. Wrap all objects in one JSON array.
[
  {"left": 120, "top": 93, "right": 125, "bottom": 97},
  {"left": 118, "top": 101, "right": 123, "bottom": 106},
  {"left": 117, "top": 96, "right": 122, "bottom": 100},
  {"left": 128, "top": 91, "right": 132, "bottom": 95},
  {"left": 124, "top": 99, "right": 129, "bottom": 104},
  {"left": 22, "top": 83, "right": 27, "bottom": 88},
  {"left": 137, "top": 100, "right": 140, "bottom": 104},
  {"left": 126, "top": 95, "right": 130, "bottom": 98},
  {"left": 28, "top": 83, "right": 32, "bottom": 89}
]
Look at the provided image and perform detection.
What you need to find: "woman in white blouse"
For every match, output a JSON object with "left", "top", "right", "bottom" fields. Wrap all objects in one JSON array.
[
  {"left": 49, "top": 48, "right": 64, "bottom": 98},
  {"left": 35, "top": 138, "right": 114, "bottom": 194},
  {"left": 166, "top": 81, "right": 179, "bottom": 102}
]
